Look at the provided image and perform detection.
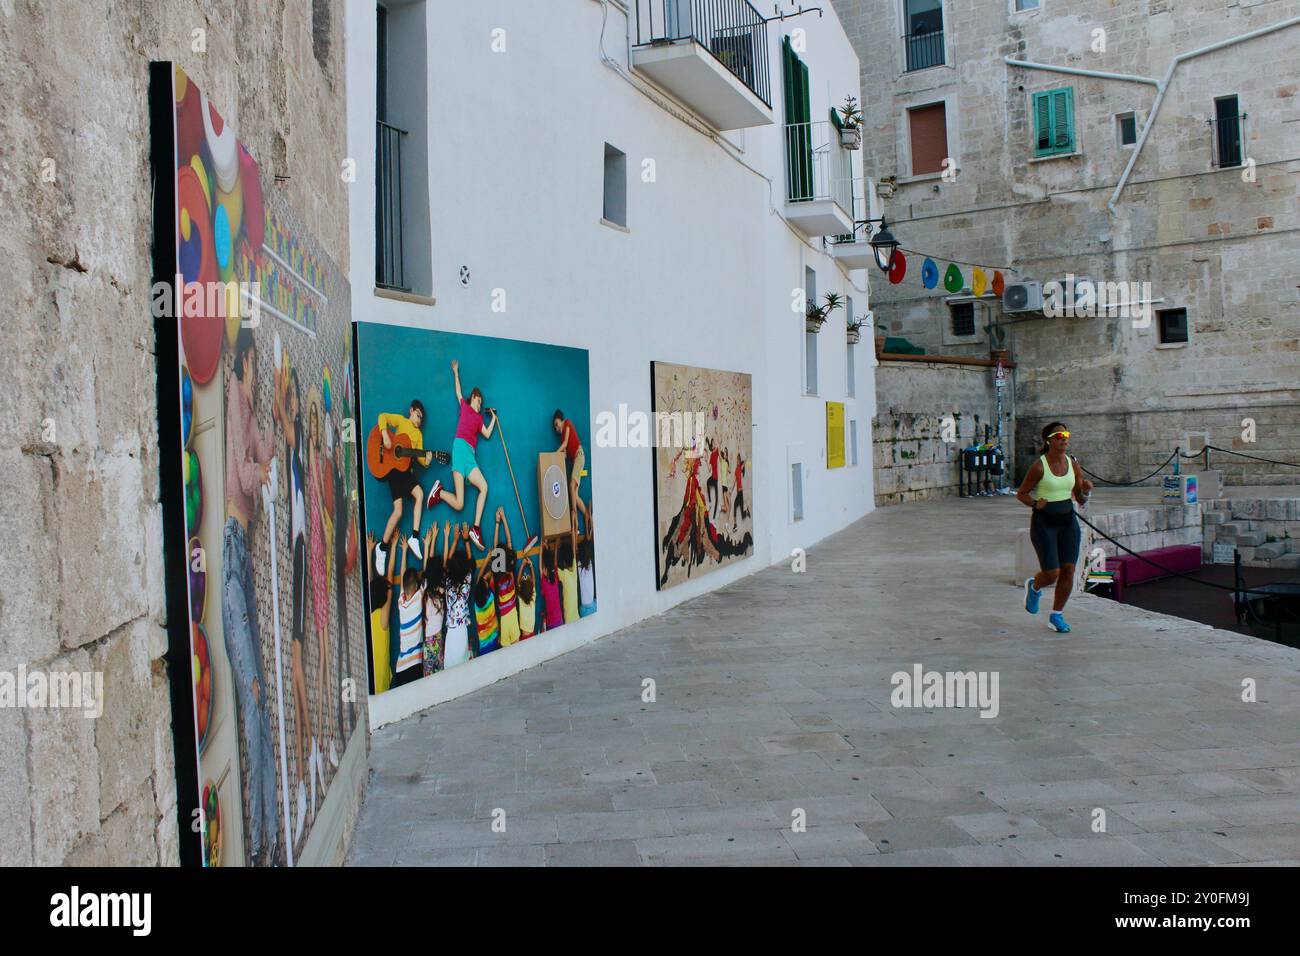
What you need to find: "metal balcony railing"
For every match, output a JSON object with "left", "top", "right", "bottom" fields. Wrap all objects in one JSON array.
[
  {"left": 633, "top": 0, "right": 772, "bottom": 107},
  {"left": 375, "top": 119, "right": 408, "bottom": 292},
  {"left": 1210, "top": 112, "right": 1247, "bottom": 168},
  {"left": 902, "top": 28, "right": 944, "bottom": 72},
  {"left": 832, "top": 178, "right": 870, "bottom": 245},
  {"left": 785, "top": 121, "right": 853, "bottom": 213}
]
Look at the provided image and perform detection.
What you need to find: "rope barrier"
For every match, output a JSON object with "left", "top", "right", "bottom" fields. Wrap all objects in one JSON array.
[
  {"left": 1074, "top": 507, "right": 1296, "bottom": 604},
  {"left": 1193, "top": 444, "right": 1300, "bottom": 469},
  {"left": 1078, "top": 449, "right": 1180, "bottom": 486}
]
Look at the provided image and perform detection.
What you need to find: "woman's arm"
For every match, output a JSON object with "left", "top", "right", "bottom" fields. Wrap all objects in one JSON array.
[
  {"left": 481, "top": 408, "right": 497, "bottom": 440},
  {"left": 1016, "top": 459, "right": 1047, "bottom": 510},
  {"left": 556, "top": 421, "right": 570, "bottom": 455},
  {"left": 498, "top": 506, "right": 513, "bottom": 551},
  {"left": 1072, "top": 457, "right": 1094, "bottom": 504},
  {"left": 451, "top": 359, "right": 463, "bottom": 405}
]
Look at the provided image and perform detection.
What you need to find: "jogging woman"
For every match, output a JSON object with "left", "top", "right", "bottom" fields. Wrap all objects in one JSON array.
[{"left": 1017, "top": 422, "right": 1093, "bottom": 633}]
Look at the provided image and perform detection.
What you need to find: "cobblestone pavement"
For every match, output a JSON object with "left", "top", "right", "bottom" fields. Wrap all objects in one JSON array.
[{"left": 348, "top": 491, "right": 1300, "bottom": 866}]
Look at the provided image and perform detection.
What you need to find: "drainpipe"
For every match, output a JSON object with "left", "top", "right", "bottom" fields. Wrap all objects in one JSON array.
[{"left": 1005, "top": 14, "right": 1300, "bottom": 217}]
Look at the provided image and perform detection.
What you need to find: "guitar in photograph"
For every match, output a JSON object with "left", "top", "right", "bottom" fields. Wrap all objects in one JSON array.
[{"left": 366, "top": 425, "right": 450, "bottom": 479}]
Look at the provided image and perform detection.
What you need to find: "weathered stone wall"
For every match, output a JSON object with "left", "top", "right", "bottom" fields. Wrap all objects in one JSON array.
[
  {"left": 873, "top": 360, "right": 1013, "bottom": 505},
  {"left": 835, "top": 0, "right": 1300, "bottom": 488},
  {"left": 0, "top": 0, "right": 347, "bottom": 865}
]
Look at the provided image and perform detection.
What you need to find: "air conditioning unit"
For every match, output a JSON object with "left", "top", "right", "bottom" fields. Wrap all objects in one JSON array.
[{"left": 1002, "top": 281, "right": 1043, "bottom": 313}]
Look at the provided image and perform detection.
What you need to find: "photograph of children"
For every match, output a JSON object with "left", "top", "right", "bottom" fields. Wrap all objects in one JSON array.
[
  {"left": 166, "top": 66, "right": 367, "bottom": 866},
  {"left": 651, "top": 362, "right": 754, "bottom": 590},
  {"left": 355, "top": 322, "right": 594, "bottom": 694}
]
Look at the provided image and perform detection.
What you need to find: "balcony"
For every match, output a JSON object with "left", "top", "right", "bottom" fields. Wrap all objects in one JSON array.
[
  {"left": 1210, "top": 112, "right": 1247, "bottom": 168},
  {"left": 631, "top": 0, "right": 774, "bottom": 131},
  {"left": 902, "top": 28, "right": 945, "bottom": 72},
  {"left": 783, "top": 121, "right": 854, "bottom": 236},
  {"left": 830, "top": 179, "right": 874, "bottom": 270}
]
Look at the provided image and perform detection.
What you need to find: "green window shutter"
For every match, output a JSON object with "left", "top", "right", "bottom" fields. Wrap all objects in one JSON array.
[
  {"left": 1052, "top": 88, "right": 1073, "bottom": 151},
  {"left": 1034, "top": 92, "right": 1051, "bottom": 153}
]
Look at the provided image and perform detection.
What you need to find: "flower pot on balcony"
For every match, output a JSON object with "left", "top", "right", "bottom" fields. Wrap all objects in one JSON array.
[
  {"left": 806, "top": 315, "right": 827, "bottom": 333},
  {"left": 846, "top": 326, "right": 862, "bottom": 345},
  {"left": 839, "top": 126, "right": 862, "bottom": 150}
]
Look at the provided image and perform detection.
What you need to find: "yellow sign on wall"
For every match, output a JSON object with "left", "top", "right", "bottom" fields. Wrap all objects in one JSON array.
[{"left": 826, "top": 401, "right": 845, "bottom": 469}]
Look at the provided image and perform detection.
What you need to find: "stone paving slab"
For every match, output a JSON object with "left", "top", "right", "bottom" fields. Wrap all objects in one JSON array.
[{"left": 348, "top": 492, "right": 1300, "bottom": 866}]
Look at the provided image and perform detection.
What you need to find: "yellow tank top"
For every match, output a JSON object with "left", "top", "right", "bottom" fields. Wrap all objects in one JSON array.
[{"left": 1034, "top": 454, "right": 1075, "bottom": 502}]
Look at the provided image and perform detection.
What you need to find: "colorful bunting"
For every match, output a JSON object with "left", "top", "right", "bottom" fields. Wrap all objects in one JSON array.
[
  {"left": 921, "top": 258, "right": 939, "bottom": 289},
  {"left": 943, "top": 263, "right": 964, "bottom": 294},
  {"left": 888, "top": 251, "right": 907, "bottom": 285},
  {"left": 971, "top": 267, "right": 987, "bottom": 298}
]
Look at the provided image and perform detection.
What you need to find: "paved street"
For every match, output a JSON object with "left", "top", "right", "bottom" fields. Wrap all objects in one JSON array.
[{"left": 349, "top": 491, "right": 1300, "bottom": 866}]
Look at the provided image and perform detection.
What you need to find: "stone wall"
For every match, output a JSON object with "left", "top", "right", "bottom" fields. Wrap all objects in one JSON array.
[
  {"left": 873, "top": 359, "right": 1013, "bottom": 505},
  {"left": 835, "top": 0, "right": 1300, "bottom": 488},
  {"left": 0, "top": 0, "right": 348, "bottom": 865}
]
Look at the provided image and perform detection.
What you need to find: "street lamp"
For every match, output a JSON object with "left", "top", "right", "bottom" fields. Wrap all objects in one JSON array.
[{"left": 868, "top": 218, "right": 900, "bottom": 274}]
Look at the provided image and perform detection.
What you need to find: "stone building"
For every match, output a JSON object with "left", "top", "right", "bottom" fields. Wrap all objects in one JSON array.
[
  {"left": 835, "top": 0, "right": 1300, "bottom": 492},
  {"left": 0, "top": 0, "right": 349, "bottom": 865}
]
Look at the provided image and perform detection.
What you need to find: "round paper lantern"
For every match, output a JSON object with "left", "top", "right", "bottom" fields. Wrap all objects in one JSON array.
[
  {"left": 239, "top": 144, "right": 265, "bottom": 250},
  {"left": 184, "top": 449, "right": 204, "bottom": 533},
  {"left": 215, "top": 176, "right": 243, "bottom": 241},
  {"left": 174, "top": 68, "right": 204, "bottom": 163},
  {"left": 943, "top": 263, "right": 964, "bottom": 294},
  {"left": 992, "top": 271, "right": 1006, "bottom": 297},
  {"left": 201, "top": 93, "right": 239, "bottom": 194},
  {"left": 188, "top": 535, "right": 206, "bottom": 624},
  {"left": 189, "top": 154, "right": 213, "bottom": 212},
  {"left": 181, "top": 364, "right": 194, "bottom": 448},
  {"left": 177, "top": 165, "right": 223, "bottom": 385},
  {"left": 921, "top": 258, "right": 939, "bottom": 289},
  {"left": 888, "top": 251, "right": 907, "bottom": 285},
  {"left": 972, "top": 267, "right": 988, "bottom": 298}
]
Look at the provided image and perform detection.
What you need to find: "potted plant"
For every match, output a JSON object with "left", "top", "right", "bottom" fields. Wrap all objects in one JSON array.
[
  {"left": 846, "top": 315, "right": 866, "bottom": 344},
  {"left": 838, "top": 95, "right": 862, "bottom": 150},
  {"left": 805, "top": 292, "right": 843, "bottom": 333}
]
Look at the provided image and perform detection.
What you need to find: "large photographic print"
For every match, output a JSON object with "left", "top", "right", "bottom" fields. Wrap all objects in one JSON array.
[
  {"left": 651, "top": 362, "right": 754, "bottom": 590},
  {"left": 355, "top": 322, "right": 595, "bottom": 694},
  {"left": 165, "top": 66, "right": 365, "bottom": 866}
]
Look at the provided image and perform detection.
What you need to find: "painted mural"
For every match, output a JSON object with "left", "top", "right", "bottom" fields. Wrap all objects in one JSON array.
[
  {"left": 651, "top": 362, "right": 754, "bottom": 590},
  {"left": 167, "top": 66, "right": 365, "bottom": 866},
  {"left": 355, "top": 322, "right": 595, "bottom": 694}
]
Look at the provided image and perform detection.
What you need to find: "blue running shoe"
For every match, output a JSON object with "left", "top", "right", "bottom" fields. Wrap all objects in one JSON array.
[
  {"left": 1049, "top": 612, "right": 1071, "bottom": 633},
  {"left": 1024, "top": 577, "right": 1041, "bottom": 615}
]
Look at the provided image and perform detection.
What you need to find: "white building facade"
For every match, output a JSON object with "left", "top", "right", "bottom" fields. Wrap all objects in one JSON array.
[{"left": 345, "top": 0, "right": 878, "bottom": 725}]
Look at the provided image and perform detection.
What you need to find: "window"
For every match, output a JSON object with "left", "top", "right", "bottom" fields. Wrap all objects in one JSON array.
[
  {"left": 850, "top": 420, "right": 859, "bottom": 466},
  {"left": 1117, "top": 111, "right": 1137, "bottom": 147},
  {"left": 1214, "top": 95, "right": 1244, "bottom": 168},
  {"left": 791, "top": 463, "right": 804, "bottom": 521},
  {"left": 902, "top": 0, "right": 944, "bottom": 72},
  {"left": 1032, "top": 88, "right": 1075, "bottom": 157},
  {"left": 1157, "top": 308, "right": 1189, "bottom": 344},
  {"left": 908, "top": 102, "right": 948, "bottom": 175},
  {"left": 782, "top": 36, "right": 813, "bottom": 202},
  {"left": 603, "top": 143, "right": 627, "bottom": 227},
  {"left": 1014, "top": 0, "right": 1040, "bottom": 10},
  {"left": 375, "top": 1, "right": 431, "bottom": 296},
  {"left": 949, "top": 301, "right": 975, "bottom": 337},
  {"left": 846, "top": 295, "right": 856, "bottom": 397},
  {"left": 804, "top": 267, "right": 818, "bottom": 395}
]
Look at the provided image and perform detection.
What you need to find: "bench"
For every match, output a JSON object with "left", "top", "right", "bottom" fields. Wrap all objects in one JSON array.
[{"left": 1105, "top": 544, "right": 1202, "bottom": 602}]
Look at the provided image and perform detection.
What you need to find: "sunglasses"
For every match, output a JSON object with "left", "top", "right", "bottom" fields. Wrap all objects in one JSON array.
[{"left": 1048, "top": 430, "right": 1071, "bottom": 439}]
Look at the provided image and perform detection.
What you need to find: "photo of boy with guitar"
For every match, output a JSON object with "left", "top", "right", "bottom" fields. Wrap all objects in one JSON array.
[{"left": 368, "top": 400, "right": 450, "bottom": 575}]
